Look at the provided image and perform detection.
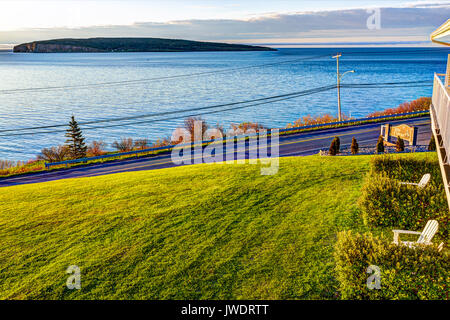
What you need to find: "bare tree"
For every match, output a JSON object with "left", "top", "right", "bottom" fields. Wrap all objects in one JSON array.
[
  {"left": 37, "top": 145, "right": 69, "bottom": 162},
  {"left": 112, "top": 138, "right": 134, "bottom": 152},
  {"left": 134, "top": 138, "right": 150, "bottom": 150},
  {"left": 184, "top": 117, "right": 208, "bottom": 142}
]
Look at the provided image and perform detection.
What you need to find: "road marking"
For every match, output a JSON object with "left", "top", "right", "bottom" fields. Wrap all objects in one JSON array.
[
  {"left": 1, "top": 119, "right": 431, "bottom": 183},
  {"left": 77, "top": 121, "right": 431, "bottom": 178}
]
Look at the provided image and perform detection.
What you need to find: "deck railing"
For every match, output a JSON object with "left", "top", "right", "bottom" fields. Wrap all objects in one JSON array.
[{"left": 432, "top": 73, "right": 450, "bottom": 163}]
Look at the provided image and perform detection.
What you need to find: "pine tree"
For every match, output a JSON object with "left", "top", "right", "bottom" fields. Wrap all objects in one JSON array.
[
  {"left": 351, "top": 137, "right": 359, "bottom": 155},
  {"left": 376, "top": 135, "right": 385, "bottom": 153},
  {"left": 396, "top": 136, "right": 405, "bottom": 152},
  {"left": 428, "top": 135, "right": 437, "bottom": 151},
  {"left": 65, "top": 115, "right": 87, "bottom": 159}
]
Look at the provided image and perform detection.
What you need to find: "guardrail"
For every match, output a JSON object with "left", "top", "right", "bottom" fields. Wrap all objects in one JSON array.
[
  {"left": 432, "top": 73, "right": 450, "bottom": 164},
  {"left": 45, "top": 110, "right": 430, "bottom": 169}
]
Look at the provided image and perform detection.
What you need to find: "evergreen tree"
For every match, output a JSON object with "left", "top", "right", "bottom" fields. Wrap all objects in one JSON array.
[
  {"left": 396, "top": 136, "right": 405, "bottom": 152},
  {"left": 65, "top": 116, "right": 87, "bottom": 159},
  {"left": 351, "top": 137, "right": 359, "bottom": 155},
  {"left": 329, "top": 137, "right": 338, "bottom": 156},
  {"left": 376, "top": 135, "right": 385, "bottom": 153},
  {"left": 335, "top": 136, "right": 340, "bottom": 154},
  {"left": 428, "top": 135, "right": 437, "bottom": 151}
]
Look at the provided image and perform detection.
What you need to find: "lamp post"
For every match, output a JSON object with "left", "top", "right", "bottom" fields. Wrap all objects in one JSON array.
[{"left": 332, "top": 53, "right": 355, "bottom": 121}]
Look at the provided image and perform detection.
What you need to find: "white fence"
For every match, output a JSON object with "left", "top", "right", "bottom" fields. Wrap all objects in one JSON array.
[{"left": 432, "top": 74, "right": 450, "bottom": 163}]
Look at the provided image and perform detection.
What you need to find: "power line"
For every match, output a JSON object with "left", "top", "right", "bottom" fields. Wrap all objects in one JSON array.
[
  {"left": 0, "top": 54, "right": 330, "bottom": 95},
  {"left": 0, "top": 85, "right": 337, "bottom": 137},
  {"left": 0, "top": 79, "right": 431, "bottom": 134},
  {"left": 0, "top": 85, "right": 337, "bottom": 133},
  {"left": 0, "top": 80, "right": 432, "bottom": 137}
]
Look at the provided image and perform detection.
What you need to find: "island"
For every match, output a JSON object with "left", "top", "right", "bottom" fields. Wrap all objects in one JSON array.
[{"left": 13, "top": 37, "right": 276, "bottom": 53}]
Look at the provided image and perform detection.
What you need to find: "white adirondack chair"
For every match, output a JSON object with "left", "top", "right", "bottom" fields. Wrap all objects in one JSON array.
[
  {"left": 399, "top": 173, "right": 431, "bottom": 188},
  {"left": 392, "top": 220, "right": 439, "bottom": 248}
]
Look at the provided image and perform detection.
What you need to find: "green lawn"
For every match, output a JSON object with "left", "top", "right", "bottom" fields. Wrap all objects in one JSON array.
[{"left": 0, "top": 155, "right": 384, "bottom": 299}]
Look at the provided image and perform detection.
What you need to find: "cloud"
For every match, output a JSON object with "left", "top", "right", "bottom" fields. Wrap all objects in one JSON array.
[{"left": 1, "top": 3, "right": 449, "bottom": 46}]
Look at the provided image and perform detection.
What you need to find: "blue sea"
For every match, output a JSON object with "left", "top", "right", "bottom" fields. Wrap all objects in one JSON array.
[{"left": 0, "top": 47, "right": 448, "bottom": 161}]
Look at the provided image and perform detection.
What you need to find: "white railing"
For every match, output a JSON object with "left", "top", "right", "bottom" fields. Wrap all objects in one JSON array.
[{"left": 432, "top": 73, "right": 450, "bottom": 163}]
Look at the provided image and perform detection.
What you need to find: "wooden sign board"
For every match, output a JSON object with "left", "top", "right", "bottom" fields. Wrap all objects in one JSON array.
[{"left": 380, "top": 123, "right": 418, "bottom": 146}]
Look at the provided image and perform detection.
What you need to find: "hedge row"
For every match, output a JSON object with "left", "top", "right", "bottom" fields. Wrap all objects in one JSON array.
[
  {"left": 334, "top": 231, "right": 449, "bottom": 300},
  {"left": 370, "top": 155, "right": 443, "bottom": 186},
  {"left": 359, "top": 155, "right": 449, "bottom": 238}
]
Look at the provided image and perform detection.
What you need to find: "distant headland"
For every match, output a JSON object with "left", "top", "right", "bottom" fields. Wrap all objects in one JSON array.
[{"left": 13, "top": 37, "right": 276, "bottom": 53}]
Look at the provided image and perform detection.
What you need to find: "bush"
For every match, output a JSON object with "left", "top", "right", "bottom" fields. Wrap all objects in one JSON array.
[
  {"left": 334, "top": 231, "right": 449, "bottom": 300},
  {"left": 359, "top": 174, "right": 448, "bottom": 237},
  {"left": 87, "top": 141, "right": 107, "bottom": 157},
  {"left": 360, "top": 155, "right": 448, "bottom": 238},
  {"left": 329, "top": 137, "right": 338, "bottom": 155},
  {"left": 184, "top": 117, "right": 208, "bottom": 142},
  {"left": 335, "top": 136, "right": 340, "bottom": 153},
  {"left": 376, "top": 136, "right": 384, "bottom": 153},
  {"left": 429, "top": 135, "right": 437, "bottom": 151},
  {"left": 112, "top": 138, "right": 134, "bottom": 152},
  {"left": 152, "top": 137, "right": 172, "bottom": 148},
  {"left": 368, "top": 97, "right": 431, "bottom": 118},
  {"left": 0, "top": 160, "right": 20, "bottom": 170},
  {"left": 0, "top": 160, "right": 45, "bottom": 177},
  {"left": 351, "top": 137, "right": 359, "bottom": 155},
  {"left": 286, "top": 113, "right": 351, "bottom": 129},
  {"left": 396, "top": 136, "right": 405, "bottom": 152},
  {"left": 134, "top": 139, "right": 150, "bottom": 150},
  {"left": 231, "top": 122, "right": 265, "bottom": 134},
  {"left": 370, "top": 154, "right": 442, "bottom": 184},
  {"left": 37, "top": 145, "right": 69, "bottom": 163}
]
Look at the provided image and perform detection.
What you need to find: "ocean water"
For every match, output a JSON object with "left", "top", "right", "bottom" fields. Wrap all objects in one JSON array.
[{"left": 0, "top": 47, "right": 448, "bottom": 161}]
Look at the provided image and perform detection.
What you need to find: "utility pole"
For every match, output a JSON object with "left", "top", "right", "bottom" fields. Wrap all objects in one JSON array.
[{"left": 332, "top": 53, "right": 342, "bottom": 122}]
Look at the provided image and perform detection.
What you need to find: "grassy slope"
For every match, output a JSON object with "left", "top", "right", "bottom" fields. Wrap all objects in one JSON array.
[{"left": 0, "top": 155, "right": 382, "bottom": 299}]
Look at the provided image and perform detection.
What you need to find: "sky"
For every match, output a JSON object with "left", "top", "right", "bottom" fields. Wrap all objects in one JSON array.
[{"left": 0, "top": 0, "right": 449, "bottom": 47}]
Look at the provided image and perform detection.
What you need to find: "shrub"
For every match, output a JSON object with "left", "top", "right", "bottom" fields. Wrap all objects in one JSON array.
[
  {"left": 184, "top": 117, "right": 208, "bottom": 142},
  {"left": 152, "top": 137, "right": 172, "bottom": 148},
  {"left": 286, "top": 113, "right": 351, "bottom": 129},
  {"left": 360, "top": 155, "right": 448, "bottom": 238},
  {"left": 231, "top": 122, "right": 265, "bottom": 134},
  {"left": 0, "top": 160, "right": 19, "bottom": 170},
  {"left": 112, "top": 138, "right": 134, "bottom": 152},
  {"left": 351, "top": 137, "right": 359, "bottom": 155},
  {"left": 359, "top": 174, "right": 448, "bottom": 237},
  {"left": 134, "top": 139, "right": 150, "bottom": 150},
  {"left": 368, "top": 97, "right": 431, "bottom": 118},
  {"left": 335, "top": 136, "right": 340, "bottom": 153},
  {"left": 0, "top": 160, "right": 45, "bottom": 177},
  {"left": 396, "top": 136, "right": 405, "bottom": 152},
  {"left": 329, "top": 138, "right": 338, "bottom": 156},
  {"left": 334, "top": 231, "right": 449, "bottom": 300},
  {"left": 429, "top": 135, "right": 437, "bottom": 151},
  {"left": 37, "top": 145, "right": 69, "bottom": 163},
  {"left": 370, "top": 154, "right": 442, "bottom": 184},
  {"left": 376, "top": 136, "right": 384, "bottom": 153},
  {"left": 87, "top": 141, "right": 107, "bottom": 157}
]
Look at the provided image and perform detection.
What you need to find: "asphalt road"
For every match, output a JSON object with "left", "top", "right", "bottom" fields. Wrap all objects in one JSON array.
[{"left": 0, "top": 116, "right": 431, "bottom": 187}]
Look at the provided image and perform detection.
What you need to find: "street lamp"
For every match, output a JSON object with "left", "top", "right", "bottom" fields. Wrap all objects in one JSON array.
[{"left": 332, "top": 53, "right": 355, "bottom": 121}]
